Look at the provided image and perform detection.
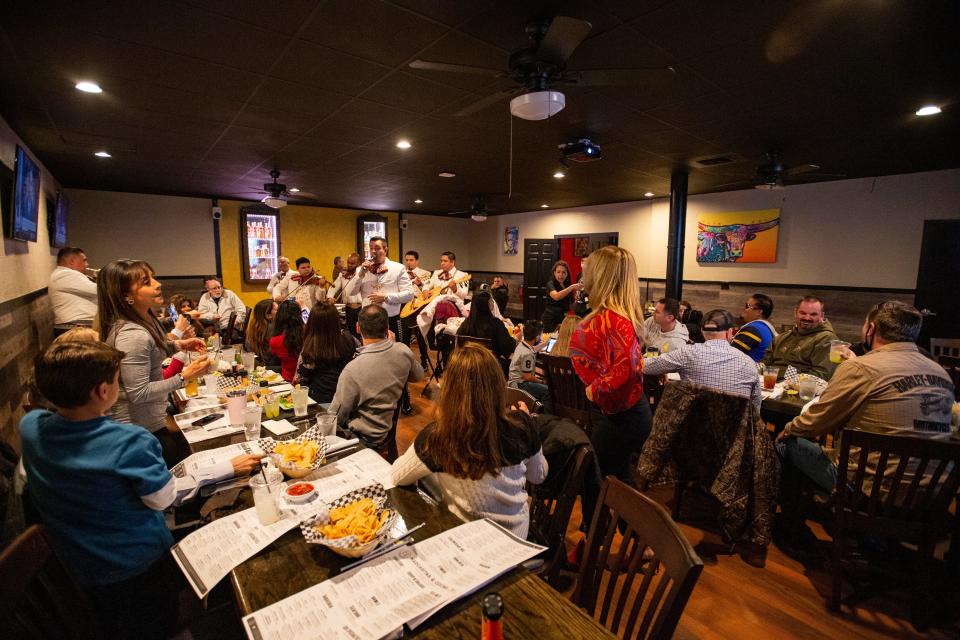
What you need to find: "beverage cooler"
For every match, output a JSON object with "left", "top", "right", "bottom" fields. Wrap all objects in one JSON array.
[{"left": 240, "top": 206, "right": 281, "bottom": 283}]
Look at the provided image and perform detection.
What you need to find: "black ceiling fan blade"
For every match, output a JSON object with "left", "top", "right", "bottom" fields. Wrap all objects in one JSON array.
[
  {"left": 538, "top": 16, "right": 592, "bottom": 65},
  {"left": 409, "top": 59, "right": 504, "bottom": 77},
  {"left": 570, "top": 66, "right": 676, "bottom": 86},
  {"left": 453, "top": 87, "right": 524, "bottom": 117},
  {"left": 783, "top": 163, "right": 820, "bottom": 176}
]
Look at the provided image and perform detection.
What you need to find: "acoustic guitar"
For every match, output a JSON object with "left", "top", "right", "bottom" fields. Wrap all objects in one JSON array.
[{"left": 399, "top": 274, "right": 471, "bottom": 318}]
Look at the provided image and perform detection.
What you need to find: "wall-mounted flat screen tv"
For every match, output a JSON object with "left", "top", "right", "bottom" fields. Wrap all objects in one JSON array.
[
  {"left": 50, "top": 190, "right": 68, "bottom": 248},
  {"left": 7, "top": 146, "right": 41, "bottom": 242}
]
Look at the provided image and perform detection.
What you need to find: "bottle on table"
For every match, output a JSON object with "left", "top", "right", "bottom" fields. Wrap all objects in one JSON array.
[{"left": 481, "top": 592, "right": 504, "bottom": 640}]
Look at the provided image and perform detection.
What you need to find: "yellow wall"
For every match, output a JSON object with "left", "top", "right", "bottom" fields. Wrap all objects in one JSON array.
[{"left": 218, "top": 200, "right": 399, "bottom": 309}]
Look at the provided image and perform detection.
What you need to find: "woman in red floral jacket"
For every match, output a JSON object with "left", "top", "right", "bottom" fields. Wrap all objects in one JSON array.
[{"left": 569, "top": 245, "right": 652, "bottom": 487}]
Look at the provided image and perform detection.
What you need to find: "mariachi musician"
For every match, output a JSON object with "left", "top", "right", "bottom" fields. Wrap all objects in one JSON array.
[
  {"left": 274, "top": 256, "right": 328, "bottom": 308},
  {"left": 402, "top": 250, "right": 433, "bottom": 368},
  {"left": 327, "top": 253, "right": 363, "bottom": 340},
  {"left": 428, "top": 251, "right": 470, "bottom": 301}
]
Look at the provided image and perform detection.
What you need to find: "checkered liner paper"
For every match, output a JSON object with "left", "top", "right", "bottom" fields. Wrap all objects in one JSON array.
[
  {"left": 210, "top": 375, "right": 257, "bottom": 394},
  {"left": 783, "top": 366, "right": 829, "bottom": 395},
  {"left": 299, "top": 483, "right": 398, "bottom": 550},
  {"left": 263, "top": 425, "right": 329, "bottom": 472}
]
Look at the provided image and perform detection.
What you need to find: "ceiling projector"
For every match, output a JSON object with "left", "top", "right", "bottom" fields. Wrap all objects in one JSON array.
[{"left": 560, "top": 139, "right": 602, "bottom": 163}]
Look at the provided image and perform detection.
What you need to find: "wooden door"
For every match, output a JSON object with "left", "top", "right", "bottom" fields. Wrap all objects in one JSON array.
[
  {"left": 523, "top": 238, "right": 557, "bottom": 321},
  {"left": 915, "top": 219, "right": 960, "bottom": 343}
]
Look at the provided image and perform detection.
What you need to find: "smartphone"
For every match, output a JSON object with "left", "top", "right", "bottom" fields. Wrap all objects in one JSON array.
[
  {"left": 545, "top": 337, "right": 557, "bottom": 353},
  {"left": 168, "top": 303, "right": 179, "bottom": 323},
  {"left": 191, "top": 413, "right": 223, "bottom": 427}
]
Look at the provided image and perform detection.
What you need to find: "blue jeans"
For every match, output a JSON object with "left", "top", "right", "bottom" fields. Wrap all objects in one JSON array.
[
  {"left": 776, "top": 437, "right": 838, "bottom": 493},
  {"left": 518, "top": 381, "right": 551, "bottom": 412}
]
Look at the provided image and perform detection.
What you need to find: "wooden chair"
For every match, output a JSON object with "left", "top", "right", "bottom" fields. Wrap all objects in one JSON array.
[
  {"left": 454, "top": 334, "right": 492, "bottom": 351},
  {"left": 831, "top": 429, "right": 960, "bottom": 630},
  {"left": 528, "top": 444, "right": 595, "bottom": 588},
  {"left": 221, "top": 311, "right": 239, "bottom": 345},
  {"left": 930, "top": 337, "right": 960, "bottom": 362},
  {"left": 504, "top": 386, "right": 537, "bottom": 410},
  {"left": 572, "top": 477, "right": 703, "bottom": 640},
  {"left": 0, "top": 525, "right": 103, "bottom": 639},
  {"left": 541, "top": 354, "right": 593, "bottom": 432}
]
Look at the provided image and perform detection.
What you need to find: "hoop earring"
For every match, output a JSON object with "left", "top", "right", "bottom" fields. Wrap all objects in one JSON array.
[{"left": 126, "top": 298, "right": 135, "bottom": 305}]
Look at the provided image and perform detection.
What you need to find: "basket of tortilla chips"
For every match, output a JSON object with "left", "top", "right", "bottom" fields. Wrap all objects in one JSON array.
[
  {"left": 300, "top": 484, "right": 398, "bottom": 557},
  {"left": 267, "top": 426, "right": 329, "bottom": 478}
]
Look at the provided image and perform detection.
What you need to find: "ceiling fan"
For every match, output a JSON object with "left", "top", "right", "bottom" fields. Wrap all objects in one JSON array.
[
  {"left": 410, "top": 16, "right": 674, "bottom": 120},
  {"left": 448, "top": 196, "right": 494, "bottom": 222},
  {"left": 715, "top": 152, "right": 845, "bottom": 191},
  {"left": 244, "top": 169, "right": 317, "bottom": 208}
]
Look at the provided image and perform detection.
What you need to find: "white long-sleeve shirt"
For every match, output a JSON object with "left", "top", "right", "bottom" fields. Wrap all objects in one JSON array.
[
  {"left": 428, "top": 268, "right": 470, "bottom": 301},
  {"left": 197, "top": 289, "right": 246, "bottom": 329},
  {"left": 267, "top": 269, "right": 297, "bottom": 297},
  {"left": 49, "top": 266, "right": 98, "bottom": 324},
  {"left": 343, "top": 259, "right": 414, "bottom": 317}
]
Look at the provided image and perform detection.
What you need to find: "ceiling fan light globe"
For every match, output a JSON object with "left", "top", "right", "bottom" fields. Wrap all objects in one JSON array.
[
  {"left": 261, "top": 195, "right": 288, "bottom": 208},
  {"left": 471, "top": 214, "right": 488, "bottom": 222},
  {"left": 510, "top": 90, "right": 565, "bottom": 120}
]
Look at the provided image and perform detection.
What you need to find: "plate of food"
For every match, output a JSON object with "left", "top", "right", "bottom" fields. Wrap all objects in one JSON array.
[
  {"left": 300, "top": 483, "right": 398, "bottom": 557},
  {"left": 266, "top": 426, "right": 329, "bottom": 478}
]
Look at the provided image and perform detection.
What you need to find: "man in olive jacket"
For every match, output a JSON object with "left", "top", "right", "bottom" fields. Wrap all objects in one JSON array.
[{"left": 764, "top": 296, "right": 839, "bottom": 380}]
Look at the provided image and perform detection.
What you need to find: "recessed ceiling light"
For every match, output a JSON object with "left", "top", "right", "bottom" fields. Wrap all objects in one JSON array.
[
  {"left": 438, "top": 171, "right": 456, "bottom": 178},
  {"left": 915, "top": 105, "right": 942, "bottom": 116},
  {"left": 396, "top": 140, "right": 412, "bottom": 149},
  {"left": 288, "top": 187, "right": 300, "bottom": 193},
  {"left": 553, "top": 170, "right": 565, "bottom": 179},
  {"left": 75, "top": 81, "right": 103, "bottom": 93},
  {"left": 644, "top": 191, "right": 655, "bottom": 197},
  {"left": 414, "top": 199, "right": 423, "bottom": 204},
  {"left": 540, "top": 204, "right": 549, "bottom": 208},
  {"left": 94, "top": 151, "right": 111, "bottom": 158}
]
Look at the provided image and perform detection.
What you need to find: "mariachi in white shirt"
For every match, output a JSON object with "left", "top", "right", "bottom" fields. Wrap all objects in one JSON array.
[
  {"left": 327, "top": 270, "right": 364, "bottom": 305},
  {"left": 429, "top": 267, "right": 470, "bottom": 301},
  {"left": 343, "top": 258, "right": 414, "bottom": 317}
]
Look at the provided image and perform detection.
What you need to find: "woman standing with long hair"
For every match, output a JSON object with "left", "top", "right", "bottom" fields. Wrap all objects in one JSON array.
[
  {"left": 269, "top": 300, "right": 305, "bottom": 382},
  {"left": 245, "top": 298, "right": 278, "bottom": 365},
  {"left": 97, "top": 260, "right": 208, "bottom": 462},
  {"left": 295, "top": 301, "right": 357, "bottom": 403},
  {"left": 391, "top": 343, "right": 547, "bottom": 537},
  {"left": 568, "top": 245, "right": 651, "bottom": 487},
  {"left": 541, "top": 260, "right": 581, "bottom": 332}
]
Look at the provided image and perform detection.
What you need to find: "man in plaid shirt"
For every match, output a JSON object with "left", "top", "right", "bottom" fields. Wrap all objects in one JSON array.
[{"left": 643, "top": 308, "right": 762, "bottom": 411}]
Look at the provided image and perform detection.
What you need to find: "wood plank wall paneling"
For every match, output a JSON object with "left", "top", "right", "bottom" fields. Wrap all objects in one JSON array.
[
  {"left": 0, "top": 292, "right": 53, "bottom": 451},
  {"left": 639, "top": 281, "right": 914, "bottom": 343}
]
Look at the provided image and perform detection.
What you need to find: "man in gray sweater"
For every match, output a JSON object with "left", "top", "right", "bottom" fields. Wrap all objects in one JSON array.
[{"left": 329, "top": 305, "right": 424, "bottom": 447}]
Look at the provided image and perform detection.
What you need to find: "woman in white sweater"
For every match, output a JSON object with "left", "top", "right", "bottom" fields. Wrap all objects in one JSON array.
[{"left": 391, "top": 343, "right": 548, "bottom": 538}]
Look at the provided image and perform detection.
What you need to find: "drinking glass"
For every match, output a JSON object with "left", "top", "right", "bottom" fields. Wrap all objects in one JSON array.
[
  {"left": 242, "top": 352, "right": 256, "bottom": 372},
  {"left": 291, "top": 387, "right": 309, "bottom": 417},
  {"left": 829, "top": 340, "right": 851, "bottom": 364},
  {"left": 249, "top": 474, "right": 282, "bottom": 525},
  {"left": 264, "top": 393, "right": 281, "bottom": 420},
  {"left": 184, "top": 377, "right": 199, "bottom": 398},
  {"left": 798, "top": 376, "right": 818, "bottom": 401},
  {"left": 316, "top": 413, "right": 338, "bottom": 437},
  {"left": 243, "top": 406, "right": 263, "bottom": 441},
  {"left": 226, "top": 390, "right": 247, "bottom": 425},
  {"left": 763, "top": 366, "right": 780, "bottom": 391},
  {"left": 203, "top": 373, "right": 218, "bottom": 394}
]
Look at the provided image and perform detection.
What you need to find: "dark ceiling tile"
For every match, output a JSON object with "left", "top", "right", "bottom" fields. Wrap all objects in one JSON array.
[
  {"left": 247, "top": 79, "right": 352, "bottom": 118},
  {"left": 362, "top": 72, "right": 471, "bottom": 115},
  {"left": 178, "top": 0, "right": 321, "bottom": 35},
  {"left": 299, "top": 0, "right": 449, "bottom": 67},
  {"left": 271, "top": 40, "right": 390, "bottom": 95},
  {"left": 233, "top": 105, "right": 320, "bottom": 135},
  {"left": 594, "top": 0, "right": 672, "bottom": 23},
  {"left": 147, "top": 50, "right": 262, "bottom": 102},
  {"left": 388, "top": 0, "right": 493, "bottom": 27},
  {"left": 324, "top": 98, "right": 418, "bottom": 134},
  {"left": 459, "top": 2, "right": 622, "bottom": 53}
]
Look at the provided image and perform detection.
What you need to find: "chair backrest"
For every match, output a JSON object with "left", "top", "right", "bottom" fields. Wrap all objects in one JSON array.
[
  {"left": 222, "top": 311, "right": 238, "bottom": 345},
  {"left": 454, "top": 334, "right": 492, "bottom": 351},
  {"left": 0, "top": 525, "right": 103, "bottom": 639},
  {"left": 504, "top": 386, "right": 537, "bottom": 410},
  {"left": 836, "top": 429, "right": 960, "bottom": 539},
  {"left": 239, "top": 306, "right": 252, "bottom": 337},
  {"left": 529, "top": 444, "right": 595, "bottom": 585},
  {"left": 930, "top": 338, "right": 960, "bottom": 362},
  {"left": 573, "top": 477, "right": 703, "bottom": 640},
  {"left": 541, "top": 354, "right": 592, "bottom": 431}
]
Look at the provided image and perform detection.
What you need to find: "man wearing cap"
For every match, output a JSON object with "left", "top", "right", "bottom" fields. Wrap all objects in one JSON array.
[{"left": 643, "top": 309, "right": 762, "bottom": 411}]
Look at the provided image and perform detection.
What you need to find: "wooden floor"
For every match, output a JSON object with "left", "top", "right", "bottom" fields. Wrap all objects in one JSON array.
[{"left": 398, "top": 357, "right": 960, "bottom": 640}]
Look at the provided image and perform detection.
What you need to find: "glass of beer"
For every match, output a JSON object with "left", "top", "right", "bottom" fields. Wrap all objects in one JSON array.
[
  {"left": 184, "top": 376, "right": 199, "bottom": 398},
  {"left": 763, "top": 366, "right": 780, "bottom": 390},
  {"left": 830, "top": 340, "right": 851, "bottom": 364}
]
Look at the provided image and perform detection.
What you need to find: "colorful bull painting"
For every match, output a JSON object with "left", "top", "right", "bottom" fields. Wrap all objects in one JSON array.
[{"left": 696, "top": 210, "right": 780, "bottom": 263}]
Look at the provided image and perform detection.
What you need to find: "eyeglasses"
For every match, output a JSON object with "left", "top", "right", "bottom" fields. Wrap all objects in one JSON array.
[{"left": 744, "top": 304, "right": 760, "bottom": 310}]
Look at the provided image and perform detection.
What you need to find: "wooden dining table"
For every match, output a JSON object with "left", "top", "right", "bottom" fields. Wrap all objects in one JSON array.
[{"left": 174, "top": 415, "right": 616, "bottom": 639}]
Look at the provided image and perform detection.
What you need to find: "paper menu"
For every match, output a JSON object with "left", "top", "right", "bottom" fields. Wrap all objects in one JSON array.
[
  {"left": 170, "top": 440, "right": 270, "bottom": 480},
  {"left": 305, "top": 447, "right": 395, "bottom": 501},
  {"left": 242, "top": 519, "right": 546, "bottom": 640},
  {"left": 172, "top": 506, "right": 307, "bottom": 599}
]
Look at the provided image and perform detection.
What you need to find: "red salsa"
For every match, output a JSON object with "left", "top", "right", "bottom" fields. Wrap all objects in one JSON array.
[{"left": 287, "top": 483, "right": 315, "bottom": 497}]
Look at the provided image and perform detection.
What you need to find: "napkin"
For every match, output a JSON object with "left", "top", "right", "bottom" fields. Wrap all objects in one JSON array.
[{"left": 262, "top": 419, "right": 298, "bottom": 436}]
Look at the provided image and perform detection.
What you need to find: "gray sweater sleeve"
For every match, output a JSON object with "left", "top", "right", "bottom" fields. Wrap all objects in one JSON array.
[{"left": 115, "top": 326, "right": 182, "bottom": 405}]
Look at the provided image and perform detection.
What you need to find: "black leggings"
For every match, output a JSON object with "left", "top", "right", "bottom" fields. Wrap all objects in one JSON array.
[{"left": 589, "top": 397, "right": 653, "bottom": 488}]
